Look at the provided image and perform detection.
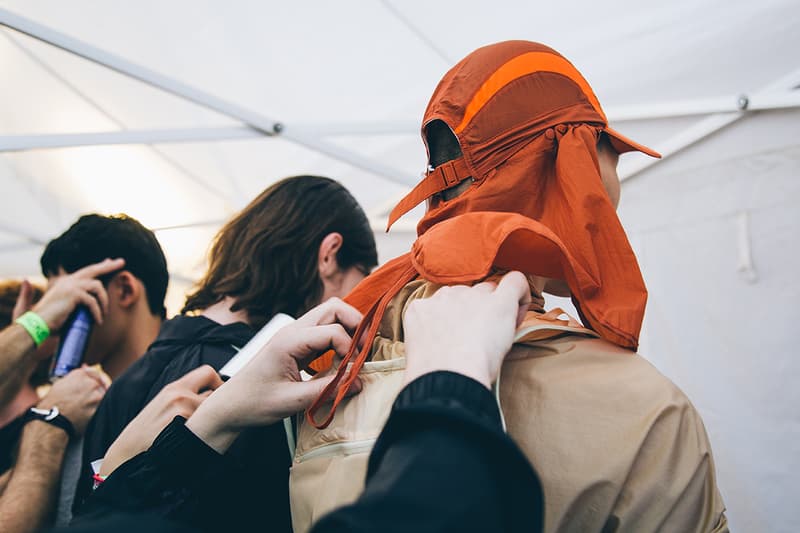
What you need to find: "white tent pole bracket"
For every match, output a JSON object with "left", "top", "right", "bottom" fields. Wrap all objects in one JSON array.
[
  {"left": 618, "top": 112, "right": 743, "bottom": 181},
  {"left": 620, "top": 70, "right": 800, "bottom": 182},
  {"left": 607, "top": 90, "right": 800, "bottom": 122},
  {"left": 288, "top": 91, "right": 800, "bottom": 136}
]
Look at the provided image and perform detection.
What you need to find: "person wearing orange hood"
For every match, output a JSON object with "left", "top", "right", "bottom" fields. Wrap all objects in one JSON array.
[{"left": 290, "top": 40, "right": 728, "bottom": 532}]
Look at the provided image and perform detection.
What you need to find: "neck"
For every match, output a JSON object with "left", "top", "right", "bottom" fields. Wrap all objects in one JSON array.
[
  {"left": 103, "top": 311, "right": 163, "bottom": 380},
  {"left": 201, "top": 296, "right": 250, "bottom": 326}
]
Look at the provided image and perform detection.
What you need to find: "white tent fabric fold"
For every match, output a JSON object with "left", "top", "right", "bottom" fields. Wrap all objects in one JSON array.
[{"left": 1, "top": 1, "right": 798, "bottom": 531}]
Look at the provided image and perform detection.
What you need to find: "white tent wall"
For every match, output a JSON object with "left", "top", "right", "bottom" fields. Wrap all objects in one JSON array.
[
  {"left": 0, "top": 1, "right": 798, "bottom": 531},
  {"left": 620, "top": 108, "right": 800, "bottom": 533}
]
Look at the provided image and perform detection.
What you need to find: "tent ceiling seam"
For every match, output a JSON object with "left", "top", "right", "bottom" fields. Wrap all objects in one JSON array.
[
  {"left": 0, "top": 9, "right": 413, "bottom": 188},
  {"left": 379, "top": 0, "right": 452, "bottom": 65}
]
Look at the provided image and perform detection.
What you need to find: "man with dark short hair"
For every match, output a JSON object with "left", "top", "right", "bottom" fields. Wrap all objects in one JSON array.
[
  {"left": 40, "top": 214, "right": 168, "bottom": 380},
  {"left": 0, "top": 213, "right": 169, "bottom": 530},
  {"left": 39, "top": 214, "right": 168, "bottom": 526}
]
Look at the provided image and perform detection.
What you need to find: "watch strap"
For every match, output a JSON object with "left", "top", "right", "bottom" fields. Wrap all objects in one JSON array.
[{"left": 23, "top": 406, "right": 76, "bottom": 441}]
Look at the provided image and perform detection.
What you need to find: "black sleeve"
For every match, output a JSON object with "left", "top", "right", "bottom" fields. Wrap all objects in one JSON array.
[
  {"left": 74, "top": 342, "right": 233, "bottom": 515},
  {"left": 75, "top": 372, "right": 543, "bottom": 533},
  {"left": 312, "top": 371, "right": 544, "bottom": 533},
  {"left": 72, "top": 416, "right": 226, "bottom": 531},
  {"left": 75, "top": 384, "right": 134, "bottom": 509}
]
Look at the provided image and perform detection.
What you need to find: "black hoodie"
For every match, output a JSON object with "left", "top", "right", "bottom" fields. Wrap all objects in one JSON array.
[{"left": 72, "top": 315, "right": 293, "bottom": 532}]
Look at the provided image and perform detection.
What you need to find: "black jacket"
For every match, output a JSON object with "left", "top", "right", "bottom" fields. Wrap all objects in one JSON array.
[
  {"left": 72, "top": 371, "right": 544, "bottom": 533},
  {"left": 73, "top": 315, "right": 295, "bottom": 533}
]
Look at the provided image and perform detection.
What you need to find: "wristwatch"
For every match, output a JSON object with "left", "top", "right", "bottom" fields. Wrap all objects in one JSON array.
[{"left": 23, "top": 406, "right": 76, "bottom": 440}]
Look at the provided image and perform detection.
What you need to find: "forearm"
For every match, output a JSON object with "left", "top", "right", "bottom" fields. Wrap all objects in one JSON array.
[
  {"left": 0, "top": 325, "right": 38, "bottom": 408},
  {"left": 0, "top": 421, "right": 68, "bottom": 533},
  {"left": 184, "top": 404, "right": 240, "bottom": 455},
  {"left": 0, "top": 468, "right": 10, "bottom": 496},
  {"left": 77, "top": 417, "right": 225, "bottom": 524}
]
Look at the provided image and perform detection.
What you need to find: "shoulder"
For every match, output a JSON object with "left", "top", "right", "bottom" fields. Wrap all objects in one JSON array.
[
  {"left": 500, "top": 335, "right": 711, "bottom": 474},
  {"left": 501, "top": 336, "right": 726, "bottom": 532},
  {"left": 504, "top": 336, "right": 691, "bottom": 413}
]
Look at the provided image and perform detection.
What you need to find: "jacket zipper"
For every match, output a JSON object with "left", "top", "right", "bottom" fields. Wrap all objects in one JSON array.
[{"left": 294, "top": 438, "right": 376, "bottom": 463}]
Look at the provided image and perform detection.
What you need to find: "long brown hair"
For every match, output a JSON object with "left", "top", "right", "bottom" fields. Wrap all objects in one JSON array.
[{"left": 182, "top": 176, "right": 377, "bottom": 327}]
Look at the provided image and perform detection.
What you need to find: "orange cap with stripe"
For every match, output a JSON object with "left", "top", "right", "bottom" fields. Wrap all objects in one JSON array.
[{"left": 308, "top": 41, "right": 655, "bottom": 428}]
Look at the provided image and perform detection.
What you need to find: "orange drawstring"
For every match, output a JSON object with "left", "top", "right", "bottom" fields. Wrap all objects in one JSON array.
[{"left": 306, "top": 265, "right": 418, "bottom": 429}]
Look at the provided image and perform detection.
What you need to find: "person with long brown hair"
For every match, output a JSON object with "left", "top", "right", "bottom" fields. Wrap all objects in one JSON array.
[{"left": 73, "top": 175, "right": 378, "bottom": 531}]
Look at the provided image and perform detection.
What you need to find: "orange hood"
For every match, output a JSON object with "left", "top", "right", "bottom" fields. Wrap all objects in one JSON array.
[{"left": 307, "top": 41, "right": 659, "bottom": 428}]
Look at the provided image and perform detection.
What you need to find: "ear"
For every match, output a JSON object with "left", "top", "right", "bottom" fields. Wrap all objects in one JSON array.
[
  {"left": 318, "top": 233, "right": 344, "bottom": 279},
  {"left": 111, "top": 271, "right": 142, "bottom": 310}
]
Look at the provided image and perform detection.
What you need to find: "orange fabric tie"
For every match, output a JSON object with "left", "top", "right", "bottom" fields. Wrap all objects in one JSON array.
[
  {"left": 306, "top": 265, "right": 418, "bottom": 429},
  {"left": 387, "top": 157, "right": 471, "bottom": 231},
  {"left": 305, "top": 41, "right": 659, "bottom": 428}
]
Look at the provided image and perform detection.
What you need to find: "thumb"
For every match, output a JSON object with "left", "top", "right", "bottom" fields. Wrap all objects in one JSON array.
[
  {"left": 496, "top": 271, "right": 532, "bottom": 327},
  {"left": 177, "top": 365, "right": 225, "bottom": 393},
  {"left": 282, "top": 374, "right": 363, "bottom": 413},
  {"left": 13, "top": 279, "right": 34, "bottom": 321}
]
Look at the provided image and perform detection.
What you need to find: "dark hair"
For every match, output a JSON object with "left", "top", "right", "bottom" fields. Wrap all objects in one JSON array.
[
  {"left": 182, "top": 175, "right": 377, "bottom": 327},
  {"left": 40, "top": 214, "right": 169, "bottom": 318}
]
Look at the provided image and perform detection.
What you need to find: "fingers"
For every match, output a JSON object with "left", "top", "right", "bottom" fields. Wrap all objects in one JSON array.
[
  {"left": 278, "top": 324, "right": 352, "bottom": 367},
  {"left": 298, "top": 324, "right": 353, "bottom": 356},
  {"left": 89, "top": 382, "right": 106, "bottom": 403},
  {"left": 175, "top": 365, "right": 224, "bottom": 393},
  {"left": 80, "top": 366, "right": 110, "bottom": 390},
  {"left": 495, "top": 271, "right": 532, "bottom": 327},
  {"left": 281, "top": 374, "right": 363, "bottom": 413},
  {"left": 295, "top": 298, "right": 362, "bottom": 333},
  {"left": 83, "top": 279, "right": 109, "bottom": 318},
  {"left": 76, "top": 258, "right": 125, "bottom": 280},
  {"left": 77, "top": 290, "right": 104, "bottom": 325},
  {"left": 472, "top": 280, "right": 498, "bottom": 293},
  {"left": 13, "top": 279, "right": 33, "bottom": 320}
]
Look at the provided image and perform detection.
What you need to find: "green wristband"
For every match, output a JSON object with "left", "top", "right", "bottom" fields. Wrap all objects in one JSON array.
[{"left": 15, "top": 311, "right": 50, "bottom": 347}]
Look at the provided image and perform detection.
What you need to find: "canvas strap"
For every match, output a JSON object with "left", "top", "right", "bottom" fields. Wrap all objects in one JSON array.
[{"left": 387, "top": 157, "right": 471, "bottom": 230}]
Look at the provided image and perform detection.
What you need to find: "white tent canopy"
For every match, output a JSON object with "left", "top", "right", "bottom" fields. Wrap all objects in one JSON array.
[{"left": 1, "top": 1, "right": 798, "bottom": 531}]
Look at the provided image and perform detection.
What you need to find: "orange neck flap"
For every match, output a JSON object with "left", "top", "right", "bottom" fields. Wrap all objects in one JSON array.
[{"left": 306, "top": 41, "right": 650, "bottom": 429}]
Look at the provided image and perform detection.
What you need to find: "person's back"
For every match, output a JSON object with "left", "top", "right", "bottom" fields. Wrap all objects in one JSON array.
[
  {"left": 291, "top": 282, "right": 727, "bottom": 532},
  {"left": 501, "top": 335, "right": 725, "bottom": 531},
  {"left": 290, "top": 41, "right": 727, "bottom": 532}
]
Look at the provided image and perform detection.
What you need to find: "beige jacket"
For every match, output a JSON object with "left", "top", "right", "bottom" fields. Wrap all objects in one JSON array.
[{"left": 290, "top": 281, "right": 728, "bottom": 532}]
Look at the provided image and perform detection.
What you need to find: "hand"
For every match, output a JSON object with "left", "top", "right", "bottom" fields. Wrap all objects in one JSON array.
[
  {"left": 32, "top": 258, "right": 125, "bottom": 333},
  {"left": 186, "top": 298, "right": 363, "bottom": 453},
  {"left": 38, "top": 366, "right": 108, "bottom": 436},
  {"left": 402, "top": 271, "right": 531, "bottom": 389},
  {"left": 12, "top": 279, "right": 36, "bottom": 321},
  {"left": 100, "top": 365, "right": 223, "bottom": 476}
]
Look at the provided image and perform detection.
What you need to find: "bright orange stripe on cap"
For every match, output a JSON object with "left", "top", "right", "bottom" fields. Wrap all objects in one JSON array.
[{"left": 455, "top": 51, "right": 605, "bottom": 134}]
